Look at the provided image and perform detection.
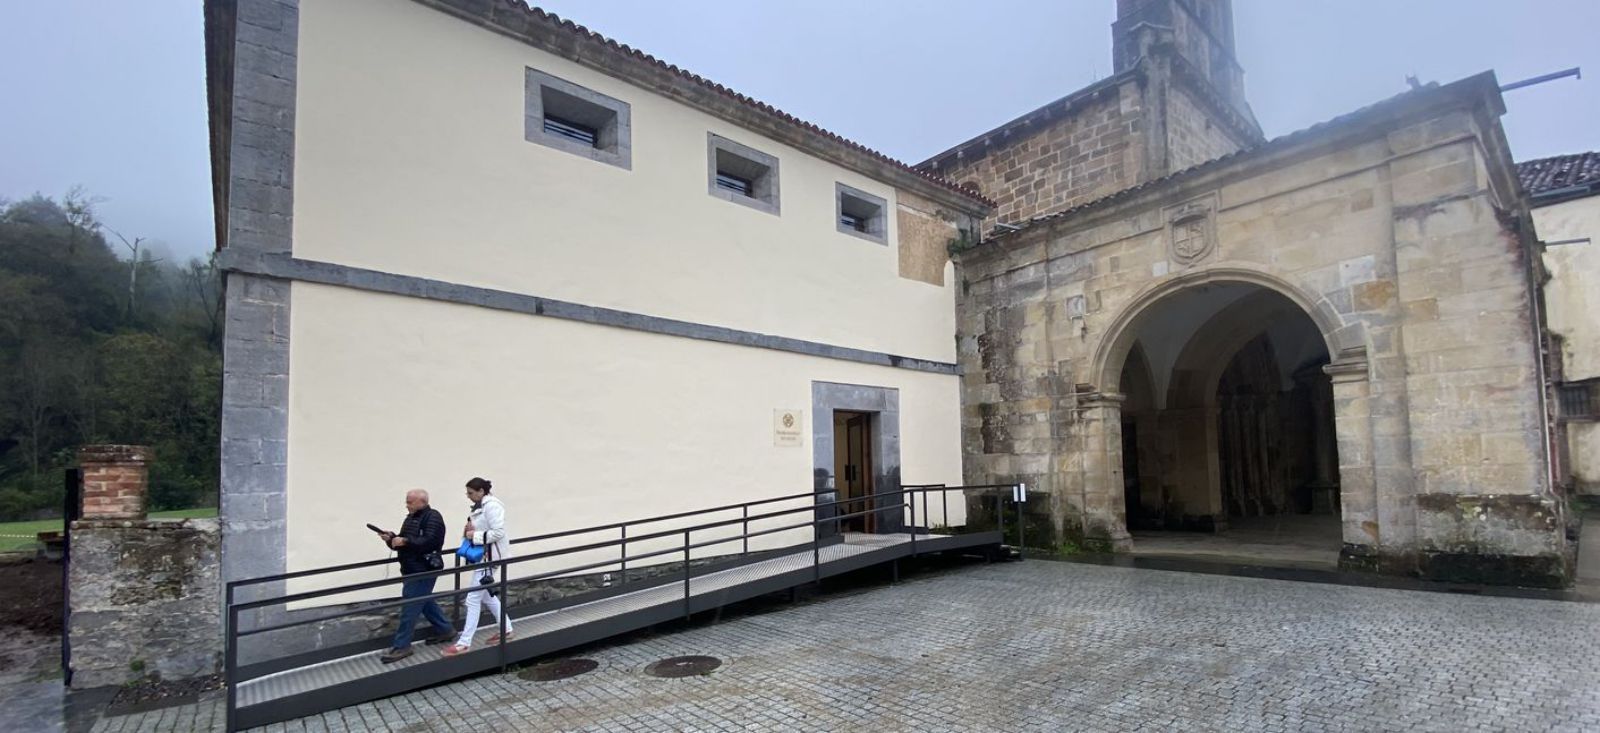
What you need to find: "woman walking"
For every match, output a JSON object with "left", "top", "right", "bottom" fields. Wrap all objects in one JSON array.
[{"left": 443, "top": 477, "right": 515, "bottom": 654}]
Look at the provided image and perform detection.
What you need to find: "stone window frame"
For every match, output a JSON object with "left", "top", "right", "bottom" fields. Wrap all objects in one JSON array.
[
  {"left": 524, "top": 67, "right": 633, "bottom": 170},
  {"left": 707, "top": 132, "right": 780, "bottom": 215},
  {"left": 834, "top": 182, "right": 888, "bottom": 245}
]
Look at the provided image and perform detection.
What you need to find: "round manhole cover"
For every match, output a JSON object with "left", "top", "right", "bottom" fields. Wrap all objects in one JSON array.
[
  {"left": 517, "top": 658, "right": 599, "bottom": 682},
  {"left": 644, "top": 655, "right": 722, "bottom": 678}
]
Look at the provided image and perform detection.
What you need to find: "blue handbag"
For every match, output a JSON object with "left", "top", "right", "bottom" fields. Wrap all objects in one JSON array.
[{"left": 456, "top": 538, "right": 485, "bottom": 563}]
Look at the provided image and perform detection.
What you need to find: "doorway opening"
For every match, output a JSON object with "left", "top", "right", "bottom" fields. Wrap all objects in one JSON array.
[
  {"left": 1111, "top": 282, "right": 1342, "bottom": 567},
  {"left": 832, "top": 410, "right": 875, "bottom": 533}
]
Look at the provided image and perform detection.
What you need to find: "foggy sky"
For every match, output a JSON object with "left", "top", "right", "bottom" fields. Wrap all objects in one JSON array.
[{"left": 2, "top": 1, "right": 1595, "bottom": 259}]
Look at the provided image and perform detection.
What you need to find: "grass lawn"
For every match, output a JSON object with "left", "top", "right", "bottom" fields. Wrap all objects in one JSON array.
[{"left": 0, "top": 507, "right": 217, "bottom": 553}]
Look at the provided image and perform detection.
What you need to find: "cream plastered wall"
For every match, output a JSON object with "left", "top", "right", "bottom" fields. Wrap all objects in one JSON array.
[
  {"left": 292, "top": 0, "right": 957, "bottom": 365},
  {"left": 285, "top": 283, "right": 964, "bottom": 598},
  {"left": 1533, "top": 195, "right": 1600, "bottom": 493},
  {"left": 1534, "top": 195, "right": 1600, "bottom": 381}
]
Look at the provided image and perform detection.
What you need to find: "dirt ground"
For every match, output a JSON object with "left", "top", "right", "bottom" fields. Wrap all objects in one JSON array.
[
  {"left": 0, "top": 557, "right": 64, "bottom": 634},
  {"left": 0, "top": 557, "right": 65, "bottom": 688}
]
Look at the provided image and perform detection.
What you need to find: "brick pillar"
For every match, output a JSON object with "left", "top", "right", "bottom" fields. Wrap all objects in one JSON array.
[{"left": 78, "top": 444, "right": 151, "bottom": 520}]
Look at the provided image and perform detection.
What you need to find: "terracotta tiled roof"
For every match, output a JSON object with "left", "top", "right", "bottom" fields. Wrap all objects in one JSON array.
[
  {"left": 459, "top": 1, "right": 993, "bottom": 208},
  {"left": 1517, "top": 152, "right": 1600, "bottom": 201}
]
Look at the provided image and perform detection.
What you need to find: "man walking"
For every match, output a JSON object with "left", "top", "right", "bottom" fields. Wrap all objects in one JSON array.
[{"left": 379, "top": 489, "right": 453, "bottom": 663}]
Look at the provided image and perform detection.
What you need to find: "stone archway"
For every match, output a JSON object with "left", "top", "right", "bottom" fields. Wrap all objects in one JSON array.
[{"left": 1085, "top": 269, "right": 1367, "bottom": 564}]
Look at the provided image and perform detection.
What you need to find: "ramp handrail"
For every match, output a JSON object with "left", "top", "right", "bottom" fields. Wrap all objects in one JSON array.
[{"left": 223, "top": 483, "right": 1022, "bottom": 731}]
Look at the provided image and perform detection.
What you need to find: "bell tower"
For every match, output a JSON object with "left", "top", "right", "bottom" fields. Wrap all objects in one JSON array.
[{"left": 1113, "top": 0, "right": 1259, "bottom": 137}]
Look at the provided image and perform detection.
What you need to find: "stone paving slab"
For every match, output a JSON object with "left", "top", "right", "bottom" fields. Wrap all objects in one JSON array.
[{"left": 84, "top": 560, "right": 1600, "bottom": 732}]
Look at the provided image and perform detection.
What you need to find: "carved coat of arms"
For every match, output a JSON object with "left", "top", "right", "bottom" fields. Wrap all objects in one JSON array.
[{"left": 1165, "top": 196, "right": 1217, "bottom": 266}]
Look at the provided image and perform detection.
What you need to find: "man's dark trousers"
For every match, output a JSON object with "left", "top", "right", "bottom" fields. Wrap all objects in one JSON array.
[{"left": 393, "top": 574, "right": 453, "bottom": 650}]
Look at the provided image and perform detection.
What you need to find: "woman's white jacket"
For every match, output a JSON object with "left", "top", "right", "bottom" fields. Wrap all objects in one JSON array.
[{"left": 466, "top": 494, "right": 512, "bottom": 565}]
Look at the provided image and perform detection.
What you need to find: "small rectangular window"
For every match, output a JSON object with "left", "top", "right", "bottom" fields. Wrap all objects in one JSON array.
[
  {"left": 525, "top": 67, "right": 631, "bottom": 169},
  {"left": 835, "top": 183, "right": 888, "bottom": 244},
  {"left": 543, "top": 115, "right": 598, "bottom": 147},
  {"left": 1560, "top": 381, "right": 1598, "bottom": 421},
  {"left": 707, "top": 133, "right": 780, "bottom": 215}
]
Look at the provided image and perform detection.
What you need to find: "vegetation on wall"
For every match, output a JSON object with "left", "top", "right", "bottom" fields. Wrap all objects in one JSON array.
[{"left": 0, "top": 190, "right": 221, "bottom": 520}]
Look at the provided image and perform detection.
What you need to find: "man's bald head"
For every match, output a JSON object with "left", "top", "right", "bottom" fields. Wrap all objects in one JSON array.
[{"left": 405, "top": 489, "right": 429, "bottom": 513}]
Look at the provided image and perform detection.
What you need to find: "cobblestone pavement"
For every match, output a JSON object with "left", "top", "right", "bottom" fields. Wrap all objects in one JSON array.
[{"left": 87, "top": 560, "right": 1600, "bottom": 732}]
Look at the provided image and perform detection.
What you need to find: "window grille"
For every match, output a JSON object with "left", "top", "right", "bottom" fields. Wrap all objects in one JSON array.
[
  {"left": 542, "top": 116, "right": 598, "bottom": 147},
  {"left": 1559, "top": 382, "right": 1597, "bottom": 420},
  {"left": 715, "top": 172, "right": 754, "bottom": 197}
]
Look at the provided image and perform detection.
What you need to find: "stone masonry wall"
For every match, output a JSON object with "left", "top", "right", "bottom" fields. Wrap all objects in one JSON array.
[
  {"left": 952, "top": 87, "right": 1568, "bottom": 584},
  {"left": 1166, "top": 84, "right": 1245, "bottom": 172},
  {"left": 68, "top": 518, "right": 223, "bottom": 688},
  {"left": 940, "top": 83, "right": 1144, "bottom": 230}
]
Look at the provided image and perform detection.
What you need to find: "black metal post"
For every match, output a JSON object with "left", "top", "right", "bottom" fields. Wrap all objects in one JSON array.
[
  {"left": 812, "top": 521, "right": 821, "bottom": 585},
  {"left": 1017, "top": 484, "right": 1026, "bottom": 559},
  {"left": 909, "top": 494, "right": 917, "bottom": 557},
  {"left": 620, "top": 524, "right": 628, "bottom": 586},
  {"left": 497, "top": 559, "right": 509, "bottom": 674},
  {"left": 741, "top": 505, "right": 749, "bottom": 556},
  {"left": 921, "top": 491, "right": 929, "bottom": 533},
  {"left": 682, "top": 530, "right": 692, "bottom": 620},
  {"left": 997, "top": 491, "right": 1006, "bottom": 542},
  {"left": 225, "top": 586, "right": 238, "bottom": 732},
  {"left": 451, "top": 554, "right": 462, "bottom": 623},
  {"left": 942, "top": 490, "right": 949, "bottom": 532}
]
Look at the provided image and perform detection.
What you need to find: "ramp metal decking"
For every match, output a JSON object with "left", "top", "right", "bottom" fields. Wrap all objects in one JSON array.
[{"left": 225, "top": 484, "right": 1025, "bottom": 730}]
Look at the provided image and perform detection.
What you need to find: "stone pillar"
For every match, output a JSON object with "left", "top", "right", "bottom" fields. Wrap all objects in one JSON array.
[
  {"left": 78, "top": 444, "right": 151, "bottom": 520},
  {"left": 1326, "top": 354, "right": 1378, "bottom": 571},
  {"left": 68, "top": 444, "right": 221, "bottom": 688},
  {"left": 1304, "top": 371, "right": 1340, "bottom": 514},
  {"left": 1080, "top": 393, "right": 1133, "bottom": 551}
]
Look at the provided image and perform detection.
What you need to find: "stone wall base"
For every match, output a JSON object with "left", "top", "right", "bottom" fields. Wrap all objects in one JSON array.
[
  {"left": 68, "top": 518, "right": 221, "bottom": 689},
  {"left": 1415, "top": 549, "right": 1573, "bottom": 589}
]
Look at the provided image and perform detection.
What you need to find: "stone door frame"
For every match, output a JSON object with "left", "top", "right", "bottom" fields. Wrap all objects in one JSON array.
[
  {"left": 811, "top": 382, "right": 902, "bottom": 536},
  {"left": 1084, "top": 266, "right": 1372, "bottom": 555}
]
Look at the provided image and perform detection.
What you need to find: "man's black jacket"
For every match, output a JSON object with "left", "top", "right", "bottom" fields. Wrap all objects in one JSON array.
[{"left": 395, "top": 506, "right": 446, "bottom": 574}]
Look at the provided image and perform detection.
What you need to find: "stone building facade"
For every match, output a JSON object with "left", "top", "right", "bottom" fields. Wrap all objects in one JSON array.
[
  {"left": 922, "top": 0, "right": 1572, "bottom": 585},
  {"left": 202, "top": 0, "right": 1575, "bottom": 599}
]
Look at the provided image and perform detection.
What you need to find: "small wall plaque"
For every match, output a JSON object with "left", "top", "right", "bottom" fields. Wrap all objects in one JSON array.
[{"left": 774, "top": 409, "right": 804, "bottom": 447}]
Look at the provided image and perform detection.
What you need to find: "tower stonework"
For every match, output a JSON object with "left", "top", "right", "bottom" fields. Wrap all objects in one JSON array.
[{"left": 920, "top": 0, "right": 1264, "bottom": 231}]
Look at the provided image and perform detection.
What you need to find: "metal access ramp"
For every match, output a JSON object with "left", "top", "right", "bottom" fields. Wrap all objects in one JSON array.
[{"left": 225, "top": 484, "right": 1024, "bottom": 731}]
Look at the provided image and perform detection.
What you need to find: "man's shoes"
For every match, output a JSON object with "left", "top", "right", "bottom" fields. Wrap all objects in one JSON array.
[
  {"left": 380, "top": 647, "right": 414, "bottom": 664},
  {"left": 441, "top": 644, "right": 471, "bottom": 657}
]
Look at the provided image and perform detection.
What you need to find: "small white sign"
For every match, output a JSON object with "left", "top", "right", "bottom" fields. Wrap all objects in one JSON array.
[{"left": 774, "top": 409, "right": 804, "bottom": 447}]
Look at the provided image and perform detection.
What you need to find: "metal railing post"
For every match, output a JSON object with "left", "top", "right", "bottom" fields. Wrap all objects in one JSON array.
[
  {"left": 452, "top": 554, "right": 462, "bottom": 623},
  {"left": 682, "top": 530, "right": 692, "bottom": 620},
  {"left": 497, "top": 556, "right": 509, "bottom": 674},
  {"left": 997, "top": 490, "right": 1006, "bottom": 543},
  {"left": 225, "top": 585, "right": 238, "bottom": 733},
  {"left": 909, "top": 494, "right": 917, "bottom": 557},
  {"left": 1017, "top": 483, "right": 1026, "bottom": 558},
  {"left": 620, "top": 524, "right": 628, "bottom": 586},
  {"left": 742, "top": 505, "right": 749, "bottom": 556},
  {"left": 942, "top": 489, "right": 949, "bottom": 532},
  {"left": 812, "top": 521, "right": 821, "bottom": 584}
]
